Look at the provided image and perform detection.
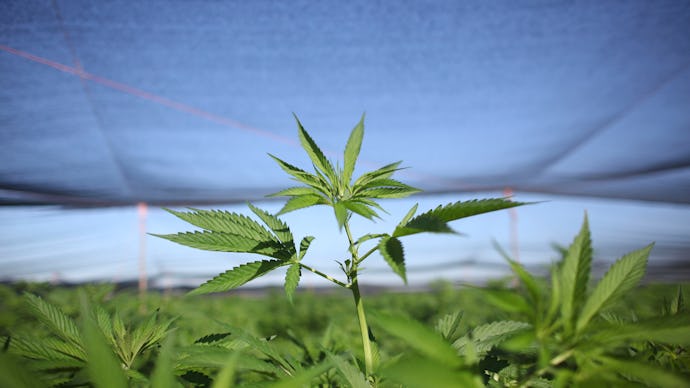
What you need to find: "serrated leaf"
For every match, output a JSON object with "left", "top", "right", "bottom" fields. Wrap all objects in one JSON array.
[
  {"left": 152, "top": 231, "right": 291, "bottom": 260},
  {"left": 298, "top": 236, "right": 315, "bottom": 260},
  {"left": 294, "top": 114, "right": 338, "bottom": 184},
  {"left": 394, "top": 198, "right": 528, "bottom": 237},
  {"left": 378, "top": 236, "right": 406, "bottom": 284},
  {"left": 353, "top": 161, "right": 403, "bottom": 188},
  {"left": 354, "top": 178, "right": 414, "bottom": 193},
  {"left": 328, "top": 353, "right": 369, "bottom": 388},
  {"left": 372, "top": 312, "right": 461, "bottom": 368},
  {"left": 333, "top": 202, "right": 348, "bottom": 230},
  {"left": 267, "top": 186, "right": 320, "bottom": 198},
  {"left": 194, "top": 332, "right": 232, "bottom": 344},
  {"left": 23, "top": 293, "right": 82, "bottom": 347},
  {"left": 268, "top": 154, "right": 330, "bottom": 193},
  {"left": 277, "top": 194, "right": 329, "bottom": 215},
  {"left": 560, "top": 214, "right": 592, "bottom": 332},
  {"left": 268, "top": 359, "right": 333, "bottom": 388},
  {"left": 81, "top": 297, "right": 128, "bottom": 388},
  {"left": 189, "top": 260, "right": 285, "bottom": 295},
  {"left": 5, "top": 335, "right": 77, "bottom": 361},
  {"left": 248, "top": 203, "right": 294, "bottom": 245},
  {"left": 343, "top": 200, "right": 379, "bottom": 220},
  {"left": 359, "top": 186, "right": 420, "bottom": 199},
  {"left": 343, "top": 114, "right": 364, "bottom": 186},
  {"left": 165, "top": 208, "right": 276, "bottom": 241},
  {"left": 397, "top": 203, "right": 418, "bottom": 228},
  {"left": 210, "top": 352, "right": 239, "bottom": 388},
  {"left": 355, "top": 233, "right": 388, "bottom": 246},
  {"left": 285, "top": 263, "right": 301, "bottom": 303},
  {"left": 435, "top": 311, "right": 464, "bottom": 342},
  {"left": 453, "top": 321, "right": 531, "bottom": 357},
  {"left": 576, "top": 243, "right": 653, "bottom": 332},
  {"left": 43, "top": 337, "right": 87, "bottom": 360}
]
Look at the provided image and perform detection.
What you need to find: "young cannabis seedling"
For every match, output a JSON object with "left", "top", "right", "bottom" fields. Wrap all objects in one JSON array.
[{"left": 154, "top": 114, "right": 527, "bottom": 380}]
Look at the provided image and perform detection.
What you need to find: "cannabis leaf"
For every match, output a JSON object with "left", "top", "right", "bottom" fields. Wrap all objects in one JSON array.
[{"left": 268, "top": 114, "right": 420, "bottom": 229}]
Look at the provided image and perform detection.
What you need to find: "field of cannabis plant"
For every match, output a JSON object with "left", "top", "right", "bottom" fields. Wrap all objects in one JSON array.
[{"left": 2, "top": 115, "right": 689, "bottom": 387}]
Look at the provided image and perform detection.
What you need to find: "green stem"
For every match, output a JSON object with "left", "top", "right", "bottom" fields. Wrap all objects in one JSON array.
[
  {"left": 351, "top": 271, "right": 374, "bottom": 377},
  {"left": 344, "top": 221, "right": 375, "bottom": 378},
  {"left": 299, "top": 263, "right": 349, "bottom": 288}
]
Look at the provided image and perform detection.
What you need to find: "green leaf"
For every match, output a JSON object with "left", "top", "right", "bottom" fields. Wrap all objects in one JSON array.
[
  {"left": 560, "top": 214, "right": 592, "bottom": 332},
  {"left": 151, "top": 334, "right": 176, "bottom": 388},
  {"left": 267, "top": 359, "right": 333, "bottom": 388},
  {"left": 23, "top": 293, "right": 82, "bottom": 347},
  {"left": 397, "top": 203, "right": 418, "bottom": 228},
  {"left": 343, "top": 200, "right": 379, "bottom": 220},
  {"left": 372, "top": 312, "right": 461, "bottom": 368},
  {"left": 355, "top": 233, "right": 388, "bottom": 246},
  {"left": 576, "top": 243, "right": 652, "bottom": 333},
  {"left": 284, "top": 263, "right": 301, "bottom": 303},
  {"left": 378, "top": 236, "right": 407, "bottom": 284},
  {"left": 248, "top": 203, "right": 294, "bottom": 245},
  {"left": 277, "top": 194, "right": 329, "bottom": 215},
  {"left": 210, "top": 352, "right": 239, "bottom": 388},
  {"left": 333, "top": 202, "right": 348, "bottom": 230},
  {"left": 593, "top": 313, "right": 690, "bottom": 346},
  {"left": 381, "top": 356, "right": 482, "bottom": 388},
  {"left": 152, "top": 231, "right": 291, "bottom": 260},
  {"left": 353, "top": 161, "right": 403, "bottom": 188},
  {"left": 294, "top": 114, "right": 338, "bottom": 184},
  {"left": 354, "top": 177, "right": 415, "bottom": 192},
  {"left": 5, "top": 335, "right": 77, "bottom": 361},
  {"left": 0, "top": 353, "right": 45, "bottom": 388},
  {"left": 358, "top": 186, "right": 420, "bottom": 199},
  {"left": 394, "top": 198, "right": 528, "bottom": 237},
  {"left": 268, "top": 154, "right": 330, "bottom": 194},
  {"left": 298, "top": 236, "right": 315, "bottom": 260},
  {"left": 596, "top": 356, "right": 690, "bottom": 388},
  {"left": 482, "top": 288, "right": 532, "bottom": 315},
  {"left": 493, "top": 240, "right": 542, "bottom": 304},
  {"left": 267, "top": 186, "right": 321, "bottom": 198},
  {"left": 453, "top": 321, "right": 531, "bottom": 358},
  {"left": 343, "top": 114, "right": 365, "bottom": 186},
  {"left": 435, "top": 311, "right": 464, "bottom": 342},
  {"left": 164, "top": 208, "right": 275, "bottom": 242},
  {"left": 189, "top": 260, "right": 285, "bottom": 295},
  {"left": 328, "top": 353, "right": 369, "bottom": 388},
  {"left": 43, "top": 337, "right": 87, "bottom": 360},
  {"left": 81, "top": 297, "right": 128, "bottom": 388}
]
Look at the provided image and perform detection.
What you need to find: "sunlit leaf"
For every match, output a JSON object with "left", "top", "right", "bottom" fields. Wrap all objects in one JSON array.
[
  {"left": 343, "top": 114, "right": 364, "bottom": 186},
  {"left": 378, "top": 236, "right": 406, "bottom": 284},
  {"left": 189, "top": 260, "right": 286, "bottom": 295},
  {"left": 576, "top": 243, "right": 652, "bottom": 332}
]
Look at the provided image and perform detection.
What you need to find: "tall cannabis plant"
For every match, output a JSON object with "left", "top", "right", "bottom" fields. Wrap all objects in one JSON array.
[{"left": 154, "top": 114, "right": 526, "bottom": 379}]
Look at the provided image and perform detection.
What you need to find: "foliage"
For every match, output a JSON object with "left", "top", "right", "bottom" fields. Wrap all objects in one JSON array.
[
  {"left": 2, "top": 115, "right": 688, "bottom": 387},
  {"left": 154, "top": 114, "right": 526, "bottom": 380},
  {"left": 478, "top": 215, "right": 690, "bottom": 387}
]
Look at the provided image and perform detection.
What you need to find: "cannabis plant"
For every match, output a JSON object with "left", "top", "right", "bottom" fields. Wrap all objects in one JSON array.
[
  {"left": 2, "top": 292, "right": 174, "bottom": 386},
  {"left": 474, "top": 216, "right": 690, "bottom": 387},
  {"left": 155, "top": 114, "right": 526, "bottom": 381}
]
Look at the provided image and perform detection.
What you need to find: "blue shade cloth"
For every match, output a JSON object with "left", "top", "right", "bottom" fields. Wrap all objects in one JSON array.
[{"left": 1, "top": 0, "right": 689, "bottom": 206}]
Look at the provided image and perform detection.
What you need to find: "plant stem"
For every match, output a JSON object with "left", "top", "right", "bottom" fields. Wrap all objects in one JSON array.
[
  {"left": 299, "top": 263, "right": 349, "bottom": 288},
  {"left": 344, "top": 221, "right": 375, "bottom": 378},
  {"left": 351, "top": 271, "right": 374, "bottom": 377}
]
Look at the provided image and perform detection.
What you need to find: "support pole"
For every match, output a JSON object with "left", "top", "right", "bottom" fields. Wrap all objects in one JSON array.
[{"left": 137, "top": 202, "right": 148, "bottom": 311}]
